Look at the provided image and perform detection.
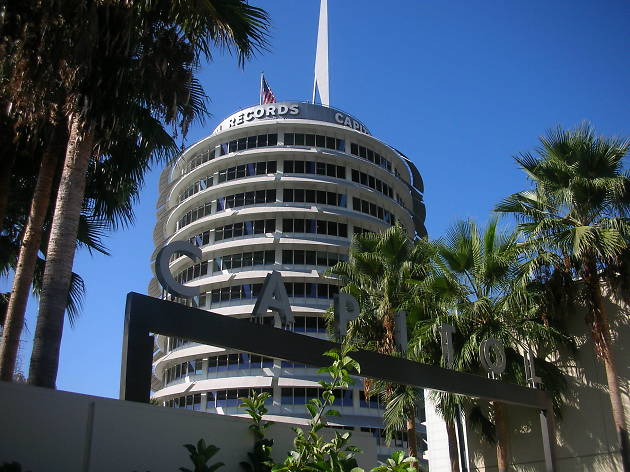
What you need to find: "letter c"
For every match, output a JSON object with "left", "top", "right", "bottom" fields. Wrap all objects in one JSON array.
[
  {"left": 335, "top": 112, "right": 345, "bottom": 124},
  {"left": 155, "top": 241, "right": 202, "bottom": 298}
]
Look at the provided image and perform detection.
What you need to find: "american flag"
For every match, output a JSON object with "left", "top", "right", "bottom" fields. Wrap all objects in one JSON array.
[{"left": 260, "top": 75, "right": 276, "bottom": 104}]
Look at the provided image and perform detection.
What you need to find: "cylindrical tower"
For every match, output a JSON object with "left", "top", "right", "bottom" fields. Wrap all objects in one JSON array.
[{"left": 149, "top": 102, "right": 427, "bottom": 458}]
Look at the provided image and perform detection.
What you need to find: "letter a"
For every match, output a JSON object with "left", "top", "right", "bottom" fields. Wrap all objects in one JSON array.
[{"left": 253, "top": 271, "right": 294, "bottom": 327}]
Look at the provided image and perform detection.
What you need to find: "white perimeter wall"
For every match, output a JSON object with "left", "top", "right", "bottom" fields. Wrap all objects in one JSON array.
[{"left": 0, "top": 381, "right": 377, "bottom": 472}]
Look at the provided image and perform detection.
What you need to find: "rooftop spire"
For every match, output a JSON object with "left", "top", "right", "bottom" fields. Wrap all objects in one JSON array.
[{"left": 312, "top": 0, "right": 329, "bottom": 106}]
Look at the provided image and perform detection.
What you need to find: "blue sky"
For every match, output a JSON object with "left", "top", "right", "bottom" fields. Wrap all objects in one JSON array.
[{"left": 7, "top": 0, "right": 630, "bottom": 398}]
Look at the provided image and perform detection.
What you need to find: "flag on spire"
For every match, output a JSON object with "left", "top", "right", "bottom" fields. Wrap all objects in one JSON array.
[{"left": 260, "top": 74, "right": 276, "bottom": 104}]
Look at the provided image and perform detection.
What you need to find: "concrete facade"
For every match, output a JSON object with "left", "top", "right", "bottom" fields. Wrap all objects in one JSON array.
[{"left": 0, "top": 380, "right": 378, "bottom": 471}]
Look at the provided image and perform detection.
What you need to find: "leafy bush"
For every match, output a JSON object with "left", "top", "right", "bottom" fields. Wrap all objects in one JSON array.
[
  {"left": 180, "top": 439, "right": 224, "bottom": 472},
  {"left": 239, "top": 347, "right": 419, "bottom": 472}
]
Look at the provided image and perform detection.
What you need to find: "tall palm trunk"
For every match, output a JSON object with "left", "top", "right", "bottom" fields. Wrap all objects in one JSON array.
[
  {"left": 582, "top": 256, "right": 630, "bottom": 471},
  {"left": 406, "top": 409, "right": 419, "bottom": 468},
  {"left": 28, "top": 115, "right": 94, "bottom": 388},
  {"left": 445, "top": 419, "right": 461, "bottom": 472},
  {"left": 0, "top": 125, "right": 65, "bottom": 380},
  {"left": 493, "top": 401, "right": 509, "bottom": 472}
]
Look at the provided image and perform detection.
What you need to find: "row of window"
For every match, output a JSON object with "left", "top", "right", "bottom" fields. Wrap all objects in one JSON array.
[
  {"left": 177, "top": 188, "right": 401, "bottom": 231},
  {"left": 162, "top": 393, "right": 392, "bottom": 419},
  {"left": 167, "top": 337, "right": 192, "bottom": 352},
  {"left": 217, "top": 161, "right": 276, "bottom": 184},
  {"left": 353, "top": 226, "right": 374, "bottom": 235},
  {"left": 283, "top": 160, "right": 346, "bottom": 179},
  {"left": 179, "top": 249, "right": 343, "bottom": 281},
  {"left": 181, "top": 133, "right": 397, "bottom": 180},
  {"left": 208, "top": 388, "right": 274, "bottom": 408},
  {"left": 207, "top": 353, "right": 275, "bottom": 373},
  {"left": 180, "top": 159, "right": 400, "bottom": 206},
  {"left": 165, "top": 393, "right": 203, "bottom": 410},
  {"left": 165, "top": 348, "right": 324, "bottom": 386},
  {"left": 350, "top": 143, "right": 392, "bottom": 172},
  {"left": 284, "top": 133, "right": 345, "bottom": 152},
  {"left": 216, "top": 189, "right": 277, "bottom": 211},
  {"left": 186, "top": 217, "right": 350, "bottom": 249},
  {"left": 214, "top": 219, "right": 276, "bottom": 242},
  {"left": 175, "top": 249, "right": 276, "bottom": 284},
  {"left": 177, "top": 201, "right": 212, "bottom": 231},
  {"left": 281, "top": 250, "right": 347, "bottom": 267},
  {"left": 206, "top": 283, "right": 340, "bottom": 306},
  {"left": 351, "top": 169, "right": 394, "bottom": 199},
  {"left": 178, "top": 161, "right": 277, "bottom": 203},
  {"left": 281, "top": 387, "right": 353, "bottom": 407},
  {"left": 282, "top": 189, "right": 346, "bottom": 207},
  {"left": 215, "top": 250, "right": 276, "bottom": 271},
  {"left": 176, "top": 261, "right": 209, "bottom": 284},
  {"left": 165, "top": 359, "right": 204, "bottom": 383},
  {"left": 184, "top": 149, "right": 216, "bottom": 175},
  {"left": 360, "top": 427, "right": 408, "bottom": 448},
  {"left": 219, "top": 134, "right": 278, "bottom": 155},
  {"left": 352, "top": 197, "right": 396, "bottom": 224},
  {"left": 178, "top": 175, "right": 214, "bottom": 203},
  {"left": 282, "top": 218, "right": 348, "bottom": 237}
]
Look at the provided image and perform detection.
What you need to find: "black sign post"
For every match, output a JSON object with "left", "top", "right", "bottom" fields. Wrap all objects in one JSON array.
[{"left": 120, "top": 292, "right": 556, "bottom": 471}]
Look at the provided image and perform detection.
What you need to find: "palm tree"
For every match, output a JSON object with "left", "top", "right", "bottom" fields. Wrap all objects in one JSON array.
[
  {"left": 495, "top": 123, "right": 630, "bottom": 471},
  {"left": 0, "top": 111, "right": 174, "bottom": 380},
  {"left": 431, "top": 218, "right": 569, "bottom": 472},
  {"left": 5, "top": 0, "right": 270, "bottom": 387},
  {"left": 328, "top": 225, "right": 434, "bottom": 461}
]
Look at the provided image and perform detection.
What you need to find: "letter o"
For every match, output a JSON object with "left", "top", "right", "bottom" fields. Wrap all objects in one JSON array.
[
  {"left": 254, "top": 107, "right": 265, "bottom": 118},
  {"left": 479, "top": 338, "right": 506, "bottom": 376}
]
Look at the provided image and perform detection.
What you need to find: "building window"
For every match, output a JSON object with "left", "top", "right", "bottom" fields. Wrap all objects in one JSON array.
[
  {"left": 351, "top": 169, "right": 394, "bottom": 199},
  {"left": 178, "top": 175, "right": 214, "bottom": 203},
  {"left": 217, "top": 189, "right": 276, "bottom": 211},
  {"left": 188, "top": 230, "right": 211, "bottom": 247},
  {"left": 281, "top": 250, "right": 346, "bottom": 267},
  {"left": 283, "top": 160, "right": 346, "bottom": 179},
  {"left": 217, "top": 161, "right": 277, "bottom": 184},
  {"left": 184, "top": 148, "right": 216, "bottom": 175},
  {"left": 282, "top": 218, "right": 347, "bottom": 238},
  {"left": 282, "top": 189, "right": 346, "bottom": 207},
  {"left": 359, "top": 390, "right": 382, "bottom": 409},
  {"left": 219, "top": 134, "right": 278, "bottom": 156},
  {"left": 349, "top": 143, "right": 392, "bottom": 172},
  {"left": 291, "top": 315, "right": 328, "bottom": 334},
  {"left": 214, "top": 218, "right": 276, "bottom": 243},
  {"left": 213, "top": 250, "right": 275, "bottom": 272},
  {"left": 284, "top": 133, "right": 344, "bottom": 152},
  {"left": 175, "top": 261, "right": 209, "bottom": 284},
  {"left": 206, "top": 282, "right": 339, "bottom": 308},
  {"left": 176, "top": 201, "right": 213, "bottom": 231},
  {"left": 280, "top": 387, "right": 352, "bottom": 406},
  {"left": 207, "top": 388, "right": 273, "bottom": 408},
  {"left": 352, "top": 197, "right": 396, "bottom": 225}
]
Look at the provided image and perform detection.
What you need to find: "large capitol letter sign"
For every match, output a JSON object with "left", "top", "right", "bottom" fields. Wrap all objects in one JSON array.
[{"left": 123, "top": 240, "right": 557, "bottom": 471}]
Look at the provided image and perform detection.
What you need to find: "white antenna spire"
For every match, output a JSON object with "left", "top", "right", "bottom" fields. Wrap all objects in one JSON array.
[{"left": 312, "top": 0, "right": 329, "bottom": 106}]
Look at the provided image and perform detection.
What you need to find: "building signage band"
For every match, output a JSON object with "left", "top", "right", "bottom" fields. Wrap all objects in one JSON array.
[{"left": 211, "top": 101, "right": 371, "bottom": 136}]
